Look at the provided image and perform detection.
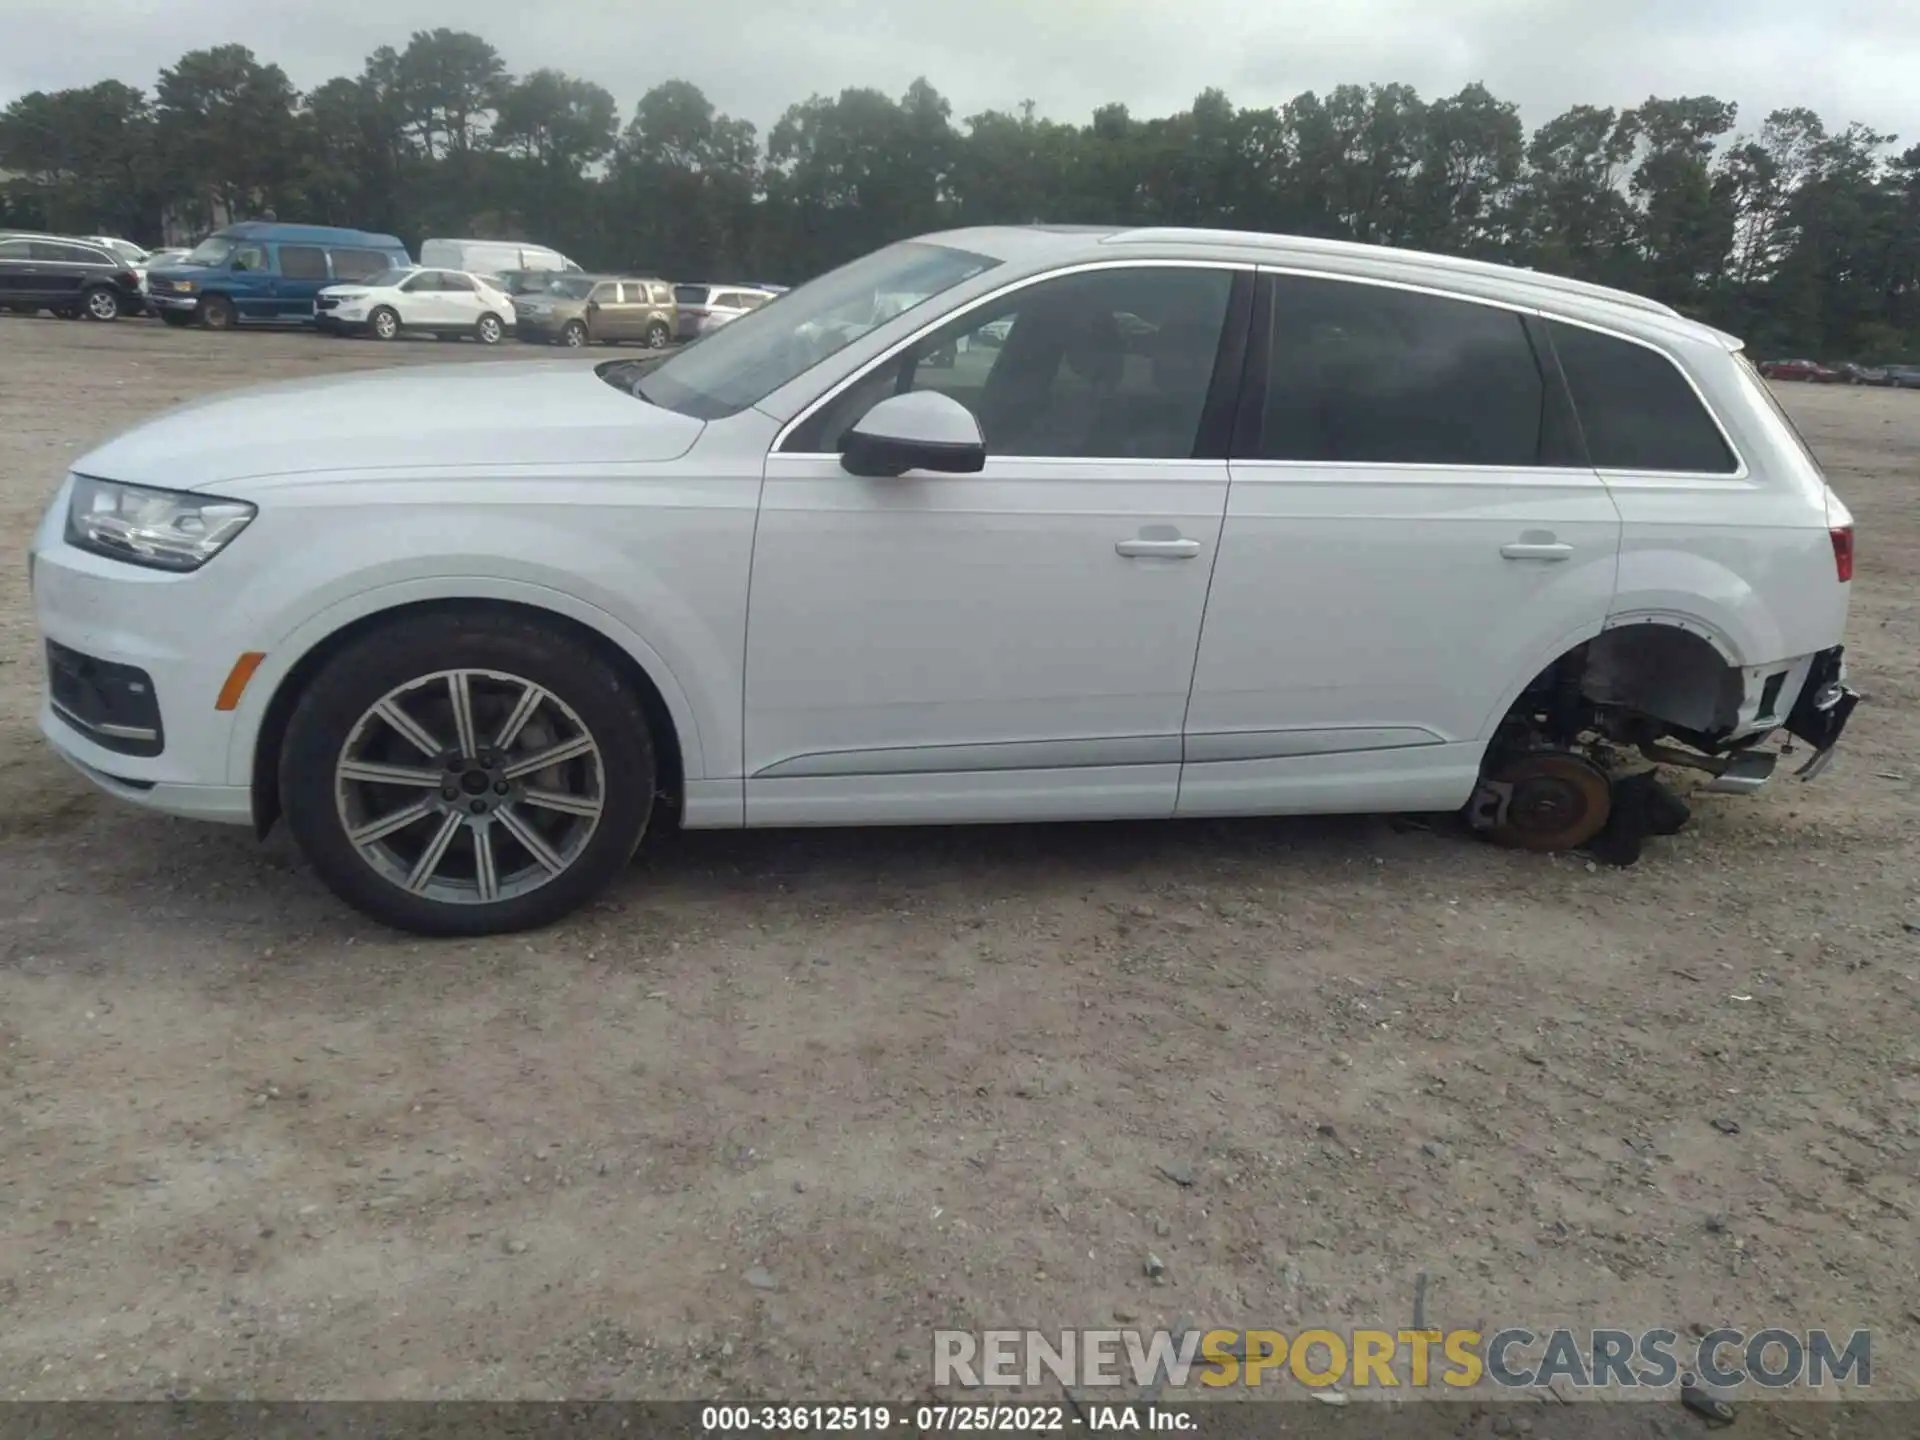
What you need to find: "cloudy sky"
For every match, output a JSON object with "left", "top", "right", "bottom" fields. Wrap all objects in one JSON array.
[{"left": 5, "top": 0, "right": 1919, "bottom": 144}]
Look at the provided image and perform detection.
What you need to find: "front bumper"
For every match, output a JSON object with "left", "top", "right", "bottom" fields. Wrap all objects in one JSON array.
[
  {"left": 31, "top": 505, "right": 255, "bottom": 827},
  {"left": 146, "top": 290, "right": 198, "bottom": 313}
]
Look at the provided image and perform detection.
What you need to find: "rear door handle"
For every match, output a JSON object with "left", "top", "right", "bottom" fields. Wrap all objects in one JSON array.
[
  {"left": 1500, "top": 541, "right": 1574, "bottom": 561},
  {"left": 1116, "top": 537, "right": 1201, "bottom": 559}
]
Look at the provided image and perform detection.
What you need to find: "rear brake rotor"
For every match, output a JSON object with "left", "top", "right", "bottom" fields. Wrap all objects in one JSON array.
[{"left": 1476, "top": 751, "right": 1614, "bottom": 852}]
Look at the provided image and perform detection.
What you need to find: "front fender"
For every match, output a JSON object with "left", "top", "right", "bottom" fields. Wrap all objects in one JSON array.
[{"left": 212, "top": 499, "right": 756, "bottom": 787}]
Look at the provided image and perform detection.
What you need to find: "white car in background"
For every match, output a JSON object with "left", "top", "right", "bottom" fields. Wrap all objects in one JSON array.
[
  {"left": 314, "top": 266, "right": 514, "bottom": 343},
  {"left": 420, "top": 238, "right": 579, "bottom": 276},
  {"left": 83, "top": 236, "right": 153, "bottom": 292},
  {"left": 29, "top": 225, "right": 1860, "bottom": 936}
]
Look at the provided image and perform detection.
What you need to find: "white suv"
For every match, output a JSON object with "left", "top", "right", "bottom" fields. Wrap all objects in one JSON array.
[{"left": 30, "top": 226, "right": 1859, "bottom": 934}]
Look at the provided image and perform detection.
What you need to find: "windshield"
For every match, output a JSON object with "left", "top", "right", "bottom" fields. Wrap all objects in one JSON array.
[
  {"left": 543, "top": 276, "right": 597, "bottom": 300},
  {"left": 184, "top": 235, "right": 236, "bottom": 267},
  {"left": 635, "top": 241, "right": 1000, "bottom": 420},
  {"left": 355, "top": 267, "right": 413, "bottom": 290}
]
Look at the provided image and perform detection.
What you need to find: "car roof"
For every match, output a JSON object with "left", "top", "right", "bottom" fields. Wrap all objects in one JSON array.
[
  {"left": 914, "top": 224, "right": 1741, "bottom": 351},
  {"left": 220, "top": 221, "right": 408, "bottom": 248},
  {"left": 0, "top": 232, "right": 117, "bottom": 259}
]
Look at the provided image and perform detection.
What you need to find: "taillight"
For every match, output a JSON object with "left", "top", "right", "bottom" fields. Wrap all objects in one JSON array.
[
  {"left": 1830, "top": 526, "right": 1854, "bottom": 583},
  {"left": 117, "top": 271, "right": 139, "bottom": 288}
]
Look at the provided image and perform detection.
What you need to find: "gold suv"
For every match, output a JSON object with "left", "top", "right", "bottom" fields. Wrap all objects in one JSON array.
[{"left": 514, "top": 275, "right": 678, "bottom": 348}]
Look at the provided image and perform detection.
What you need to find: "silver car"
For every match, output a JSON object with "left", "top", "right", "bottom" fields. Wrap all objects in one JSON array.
[{"left": 674, "top": 284, "right": 778, "bottom": 341}]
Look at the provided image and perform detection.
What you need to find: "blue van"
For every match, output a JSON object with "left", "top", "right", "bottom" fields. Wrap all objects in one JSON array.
[{"left": 145, "top": 222, "right": 411, "bottom": 330}]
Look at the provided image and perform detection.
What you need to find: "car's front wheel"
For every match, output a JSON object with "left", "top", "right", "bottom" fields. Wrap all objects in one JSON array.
[
  {"left": 562, "top": 320, "right": 588, "bottom": 348},
  {"left": 369, "top": 306, "right": 401, "bottom": 341},
  {"left": 279, "top": 611, "right": 657, "bottom": 935}
]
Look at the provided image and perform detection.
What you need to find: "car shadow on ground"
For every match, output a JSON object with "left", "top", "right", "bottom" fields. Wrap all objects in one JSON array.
[{"left": 4, "top": 790, "right": 1466, "bottom": 952}]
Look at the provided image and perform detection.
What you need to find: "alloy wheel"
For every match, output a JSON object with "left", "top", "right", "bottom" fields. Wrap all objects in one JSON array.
[{"left": 333, "top": 668, "right": 605, "bottom": 905}]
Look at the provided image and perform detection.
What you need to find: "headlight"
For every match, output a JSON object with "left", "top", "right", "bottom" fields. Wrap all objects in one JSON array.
[
  {"left": 174, "top": 280, "right": 195, "bottom": 293},
  {"left": 65, "top": 476, "right": 256, "bottom": 572}
]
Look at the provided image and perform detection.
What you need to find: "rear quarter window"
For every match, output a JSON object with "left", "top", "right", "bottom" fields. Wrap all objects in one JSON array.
[{"left": 1547, "top": 320, "right": 1738, "bottom": 474}]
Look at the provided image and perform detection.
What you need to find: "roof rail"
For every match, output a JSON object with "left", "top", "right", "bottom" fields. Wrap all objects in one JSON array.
[{"left": 1103, "top": 227, "right": 1680, "bottom": 319}]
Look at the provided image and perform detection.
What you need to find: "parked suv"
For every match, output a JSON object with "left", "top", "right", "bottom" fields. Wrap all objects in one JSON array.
[
  {"left": 514, "top": 274, "right": 676, "bottom": 348},
  {"left": 29, "top": 226, "right": 1859, "bottom": 935},
  {"left": 315, "top": 266, "right": 514, "bottom": 343},
  {"left": 0, "top": 234, "right": 144, "bottom": 320},
  {"left": 145, "top": 222, "right": 411, "bottom": 329},
  {"left": 674, "top": 283, "right": 778, "bottom": 341}
]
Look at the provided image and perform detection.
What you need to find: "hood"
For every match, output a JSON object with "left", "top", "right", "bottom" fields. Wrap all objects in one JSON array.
[
  {"left": 148, "top": 264, "right": 223, "bottom": 282},
  {"left": 74, "top": 361, "right": 704, "bottom": 491}
]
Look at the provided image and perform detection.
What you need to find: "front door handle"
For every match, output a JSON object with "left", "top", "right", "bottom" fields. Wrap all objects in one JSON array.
[
  {"left": 1116, "top": 537, "right": 1201, "bottom": 559},
  {"left": 1500, "top": 541, "right": 1574, "bottom": 561}
]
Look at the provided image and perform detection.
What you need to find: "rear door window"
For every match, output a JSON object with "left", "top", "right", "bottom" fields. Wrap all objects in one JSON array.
[
  {"left": 1255, "top": 274, "right": 1546, "bottom": 467},
  {"left": 1547, "top": 320, "right": 1738, "bottom": 474},
  {"left": 331, "top": 249, "right": 391, "bottom": 283},
  {"left": 33, "top": 242, "right": 107, "bottom": 264},
  {"left": 277, "top": 245, "right": 329, "bottom": 281},
  {"left": 438, "top": 271, "right": 477, "bottom": 292}
]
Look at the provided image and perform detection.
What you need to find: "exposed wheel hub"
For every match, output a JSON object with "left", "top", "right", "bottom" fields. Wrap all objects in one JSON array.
[{"left": 1469, "top": 750, "right": 1614, "bottom": 852}]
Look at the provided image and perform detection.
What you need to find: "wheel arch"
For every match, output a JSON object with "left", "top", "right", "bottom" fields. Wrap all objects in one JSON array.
[
  {"left": 1481, "top": 616, "right": 1749, "bottom": 744},
  {"left": 248, "top": 595, "right": 688, "bottom": 840}
]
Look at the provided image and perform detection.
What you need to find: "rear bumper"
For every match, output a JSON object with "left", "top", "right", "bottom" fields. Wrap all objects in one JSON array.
[{"left": 1781, "top": 646, "right": 1859, "bottom": 757}]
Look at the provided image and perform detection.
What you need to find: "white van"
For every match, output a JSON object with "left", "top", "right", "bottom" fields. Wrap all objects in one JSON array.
[{"left": 418, "top": 239, "right": 579, "bottom": 277}]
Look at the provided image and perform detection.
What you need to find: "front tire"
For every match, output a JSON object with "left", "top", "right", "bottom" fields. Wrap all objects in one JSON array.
[
  {"left": 475, "top": 313, "right": 505, "bottom": 345},
  {"left": 84, "top": 286, "right": 122, "bottom": 321},
  {"left": 369, "top": 306, "right": 400, "bottom": 341},
  {"left": 562, "top": 320, "right": 587, "bottom": 348},
  {"left": 198, "top": 295, "right": 235, "bottom": 330},
  {"left": 279, "top": 611, "right": 657, "bottom": 936}
]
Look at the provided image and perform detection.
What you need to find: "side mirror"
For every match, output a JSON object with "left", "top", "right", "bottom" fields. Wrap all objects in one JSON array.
[
  {"left": 585, "top": 300, "right": 600, "bottom": 312},
  {"left": 840, "top": 391, "right": 986, "bottom": 478}
]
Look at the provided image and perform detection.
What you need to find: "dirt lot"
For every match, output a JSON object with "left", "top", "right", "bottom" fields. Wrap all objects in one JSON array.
[{"left": 0, "top": 315, "right": 1915, "bottom": 1417}]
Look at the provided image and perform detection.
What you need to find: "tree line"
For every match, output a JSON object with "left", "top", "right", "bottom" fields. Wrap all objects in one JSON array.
[{"left": 3, "top": 29, "right": 1918, "bottom": 359}]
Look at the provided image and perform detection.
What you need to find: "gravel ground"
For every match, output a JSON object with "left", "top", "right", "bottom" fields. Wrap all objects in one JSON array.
[{"left": 0, "top": 316, "right": 1915, "bottom": 1421}]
